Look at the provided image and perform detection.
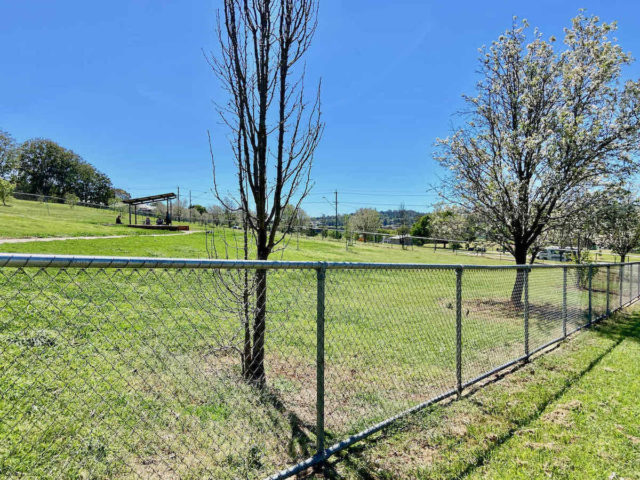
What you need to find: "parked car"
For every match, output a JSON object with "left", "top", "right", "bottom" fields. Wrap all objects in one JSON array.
[{"left": 536, "top": 247, "right": 576, "bottom": 262}]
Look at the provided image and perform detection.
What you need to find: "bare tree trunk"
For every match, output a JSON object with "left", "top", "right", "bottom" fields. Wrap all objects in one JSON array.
[
  {"left": 210, "top": 0, "right": 322, "bottom": 389},
  {"left": 241, "top": 214, "right": 252, "bottom": 377},
  {"left": 511, "top": 247, "right": 527, "bottom": 308},
  {"left": 249, "top": 268, "right": 268, "bottom": 387}
]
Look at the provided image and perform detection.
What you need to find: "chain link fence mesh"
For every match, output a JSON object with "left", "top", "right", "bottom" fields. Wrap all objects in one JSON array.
[{"left": 1, "top": 256, "right": 639, "bottom": 479}]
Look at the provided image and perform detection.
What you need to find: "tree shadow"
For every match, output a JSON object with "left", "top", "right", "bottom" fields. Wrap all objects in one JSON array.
[
  {"left": 259, "top": 387, "right": 317, "bottom": 463},
  {"left": 298, "top": 311, "right": 640, "bottom": 479}
]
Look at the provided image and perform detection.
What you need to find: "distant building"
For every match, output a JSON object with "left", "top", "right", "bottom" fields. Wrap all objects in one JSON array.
[{"left": 385, "top": 235, "right": 412, "bottom": 246}]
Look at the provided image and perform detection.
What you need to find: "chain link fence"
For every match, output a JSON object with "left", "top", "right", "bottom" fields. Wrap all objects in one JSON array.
[{"left": 1, "top": 254, "right": 638, "bottom": 479}]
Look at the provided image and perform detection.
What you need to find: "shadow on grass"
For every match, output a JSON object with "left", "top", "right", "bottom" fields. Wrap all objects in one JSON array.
[
  {"left": 261, "top": 388, "right": 317, "bottom": 463},
  {"left": 303, "top": 310, "right": 640, "bottom": 480}
]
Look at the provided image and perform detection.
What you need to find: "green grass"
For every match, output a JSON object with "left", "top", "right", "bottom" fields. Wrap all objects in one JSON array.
[
  {"left": 0, "top": 197, "right": 195, "bottom": 238},
  {"left": 320, "top": 307, "right": 640, "bottom": 480},
  {"left": 0, "top": 229, "right": 516, "bottom": 265},
  {"left": 0, "top": 230, "right": 638, "bottom": 478}
]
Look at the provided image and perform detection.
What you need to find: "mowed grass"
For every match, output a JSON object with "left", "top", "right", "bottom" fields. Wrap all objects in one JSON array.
[
  {"left": 319, "top": 307, "right": 640, "bottom": 480},
  {"left": 0, "top": 197, "right": 194, "bottom": 239},
  {"left": 0, "top": 232, "right": 638, "bottom": 478},
  {"left": 0, "top": 229, "right": 515, "bottom": 264}
]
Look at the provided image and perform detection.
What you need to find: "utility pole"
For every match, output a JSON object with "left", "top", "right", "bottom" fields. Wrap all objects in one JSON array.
[
  {"left": 189, "top": 190, "right": 192, "bottom": 223},
  {"left": 177, "top": 186, "right": 180, "bottom": 221},
  {"left": 334, "top": 190, "right": 338, "bottom": 239}
]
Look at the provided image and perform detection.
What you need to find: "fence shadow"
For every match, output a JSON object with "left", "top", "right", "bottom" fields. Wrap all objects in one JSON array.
[{"left": 306, "top": 311, "right": 639, "bottom": 480}]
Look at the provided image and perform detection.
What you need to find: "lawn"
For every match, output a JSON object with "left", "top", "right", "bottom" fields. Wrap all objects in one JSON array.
[
  {"left": 0, "top": 228, "right": 519, "bottom": 264},
  {"left": 319, "top": 306, "right": 640, "bottom": 480},
  {"left": 0, "top": 197, "right": 196, "bottom": 239},
  {"left": 0, "top": 231, "right": 638, "bottom": 479}
]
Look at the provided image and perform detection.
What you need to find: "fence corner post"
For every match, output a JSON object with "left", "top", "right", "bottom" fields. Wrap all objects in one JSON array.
[
  {"left": 524, "top": 267, "right": 530, "bottom": 360},
  {"left": 315, "top": 263, "right": 327, "bottom": 463},
  {"left": 455, "top": 267, "right": 463, "bottom": 398},
  {"left": 562, "top": 266, "right": 568, "bottom": 338}
]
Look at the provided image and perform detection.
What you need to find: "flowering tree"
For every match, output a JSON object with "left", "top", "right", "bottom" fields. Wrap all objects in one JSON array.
[
  {"left": 348, "top": 208, "right": 381, "bottom": 240},
  {"left": 597, "top": 190, "right": 640, "bottom": 262},
  {"left": 437, "top": 13, "right": 640, "bottom": 306}
]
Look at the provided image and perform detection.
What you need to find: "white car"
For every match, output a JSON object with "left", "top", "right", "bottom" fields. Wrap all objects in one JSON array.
[{"left": 537, "top": 247, "right": 576, "bottom": 262}]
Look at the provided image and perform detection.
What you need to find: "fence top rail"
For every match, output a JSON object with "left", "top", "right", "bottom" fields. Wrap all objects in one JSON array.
[{"left": 0, "top": 253, "right": 638, "bottom": 271}]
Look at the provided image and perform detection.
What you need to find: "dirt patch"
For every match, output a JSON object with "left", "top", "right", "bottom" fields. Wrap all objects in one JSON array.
[
  {"left": 398, "top": 440, "right": 438, "bottom": 464},
  {"left": 542, "top": 400, "right": 582, "bottom": 427},
  {"left": 465, "top": 298, "right": 587, "bottom": 325},
  {"left": 524, "top": 441, "right": 560, "bottom": 451},
  {"left": 265, "top": 353, "right": 316, "bottom": 425}
]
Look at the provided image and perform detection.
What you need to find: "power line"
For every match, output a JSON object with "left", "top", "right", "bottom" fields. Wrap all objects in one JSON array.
[
  {"left": 303, "top": 200, "right": 431, "bottom": 208},
  {"left": 308, "top": 191, "right": 438, "bottom": 197}
]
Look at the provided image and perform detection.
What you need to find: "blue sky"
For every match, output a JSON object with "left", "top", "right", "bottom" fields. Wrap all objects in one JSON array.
[{"left": 1, "top": 0, "right": 639, "bottom": 216}]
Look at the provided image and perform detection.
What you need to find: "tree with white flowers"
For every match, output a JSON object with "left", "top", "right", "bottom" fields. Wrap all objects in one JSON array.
[
  {"left": 437, "top": 13, "right": 640, "bottom": 306},
  {"left": 348, "top": 208, "right": 381, "bottom": 240},
  {"left": 597, "top": 190, "right": 640, "bottom": 262}
]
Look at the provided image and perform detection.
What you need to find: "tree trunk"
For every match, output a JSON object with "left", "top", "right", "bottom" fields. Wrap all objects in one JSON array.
[
  {"left": 510, "top": 246, "right": 527, "bottom": 309},
  {"left": 247, "top": 241, "right": 269, "bottom": 388},
  {"left": 248, "top": 268, "right": 267, "bottom": 387},
  {"left": 241, "top": 216, "right": 252, "bottom": 377},
  {"left": 620, "top": 253, "right": 627, "bottom": 263}
]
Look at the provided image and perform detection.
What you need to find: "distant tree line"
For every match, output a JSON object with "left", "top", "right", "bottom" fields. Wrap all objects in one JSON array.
[{"left": 0, "top": 129, "right": 121, "bottom": 205}]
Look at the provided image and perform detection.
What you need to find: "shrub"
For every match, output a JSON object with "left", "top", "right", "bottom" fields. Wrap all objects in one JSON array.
[
  {"left": 0, "top": 179, "right": 15, "bottom": 206},
  {"left": 64, "top": 193, "right": 80, "bottom": 208}
]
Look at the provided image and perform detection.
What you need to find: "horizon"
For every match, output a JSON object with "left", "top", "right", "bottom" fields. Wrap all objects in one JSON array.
[{"left": 2, "top": 0, "right": 640, "bottom": 216}]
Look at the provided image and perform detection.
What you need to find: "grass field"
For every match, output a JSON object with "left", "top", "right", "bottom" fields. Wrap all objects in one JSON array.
[
  {"left": 320, "top": 307, "right": 640, "bottom": 480},
  {"left": 1, "top": 225, "right": 639, "bottom": 478},
  {"left": 0, "top": 197, "right": 196, "bottom": 239}
]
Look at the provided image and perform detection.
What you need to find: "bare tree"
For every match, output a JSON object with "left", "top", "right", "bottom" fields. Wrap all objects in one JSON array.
[
  {"left": 437, "top": 14, "right": 640, "bottom": 306},
  {"left": 207, "top": 0, "right": 323, "bottom": 387}
]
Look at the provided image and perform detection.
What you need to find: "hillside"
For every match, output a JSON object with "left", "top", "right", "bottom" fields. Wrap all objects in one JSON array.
[
  {"left": 311, "top": 208, "right": 426, "bottom": 229},
  {"left": 0, "top": 197, "right": 191, "bottom": 239}
]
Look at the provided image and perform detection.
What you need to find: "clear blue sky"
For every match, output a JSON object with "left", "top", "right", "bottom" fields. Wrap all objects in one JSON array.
[{"left": 1, "top": 0, "right": 639, "bottom": 216}]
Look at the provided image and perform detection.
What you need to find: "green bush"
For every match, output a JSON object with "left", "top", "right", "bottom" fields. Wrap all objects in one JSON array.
[
  {"left": 0, "top": 179, "right": 15, "bottom": 206},
  {"left": 64, "top": 193, "right": 80, "bottom": 208}
]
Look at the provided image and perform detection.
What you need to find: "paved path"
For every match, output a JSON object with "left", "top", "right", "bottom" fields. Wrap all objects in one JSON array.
[{"left": 0, "top": 231, "right": 200, "bottom": 244}]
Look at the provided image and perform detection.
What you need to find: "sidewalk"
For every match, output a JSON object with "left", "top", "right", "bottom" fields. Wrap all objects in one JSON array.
[{"left": 0, "top": 230, "right": 199, "bottom": 244}]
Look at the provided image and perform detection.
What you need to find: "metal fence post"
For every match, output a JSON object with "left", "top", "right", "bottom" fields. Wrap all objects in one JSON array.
[
  {"left": 606, "top": 265, "right": 610, "bottom": 316},
  {"left": 524, "top": 267, "right": 529, "bottom": 359},
  {"left": 456, "top": 267, "right": 463, "bottom": 398},
  {"left": 588, "top": 264, "right": 593, "bottom": 325},
  {"left": 562, "top": 266, "right": 567, "bottom": 338},
  {"left": 316, "top": 264, "right": 327, "bottom": 458},
  {"left": 629, "top": 262, "right": 633, "bottom": 302},
  {"left": 619, "top": 264, "right": 624, "bottom": 309}
]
